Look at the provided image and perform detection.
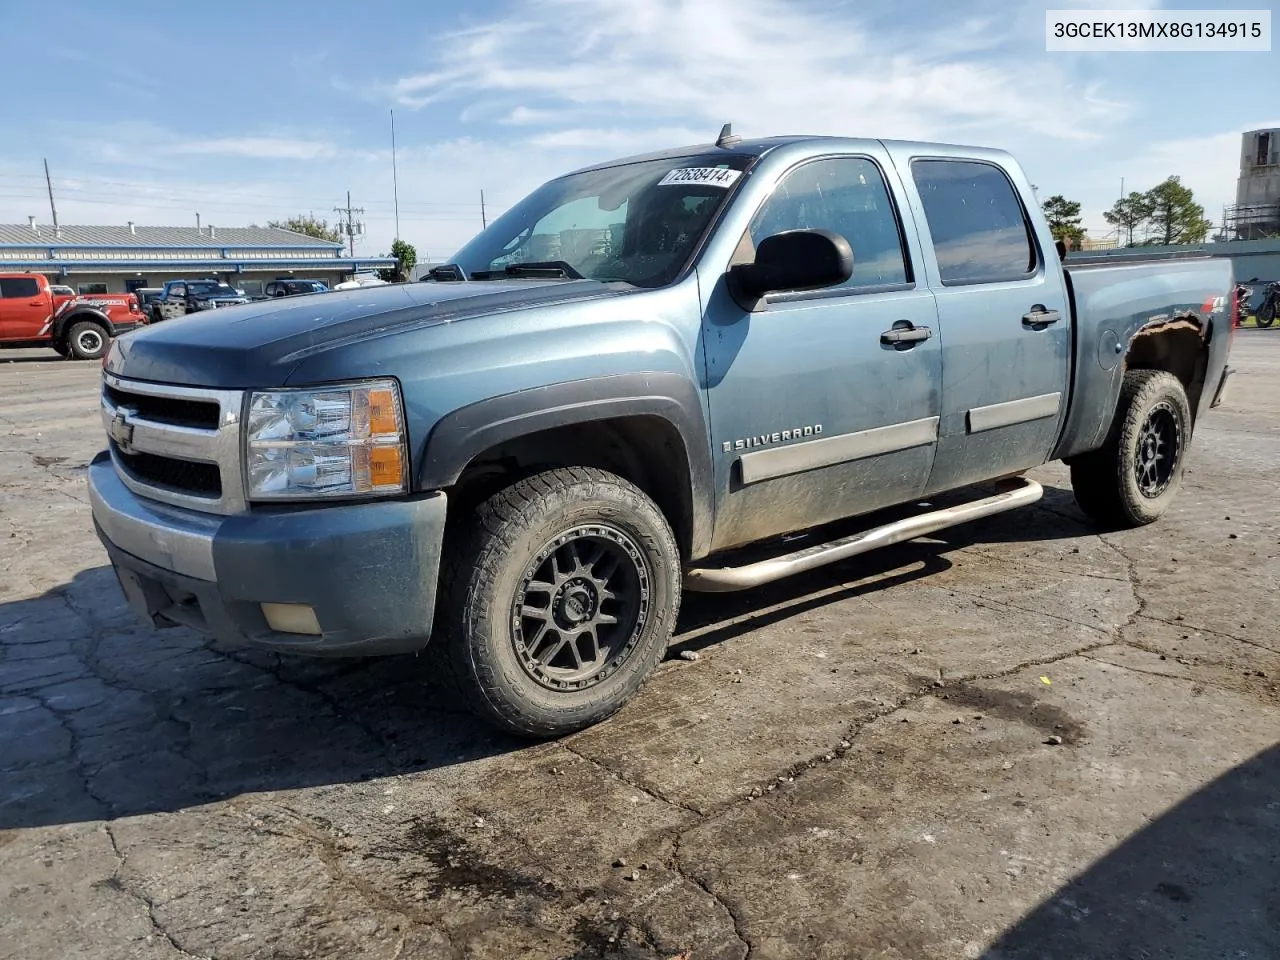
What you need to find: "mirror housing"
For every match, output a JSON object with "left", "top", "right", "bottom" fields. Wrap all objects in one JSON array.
[{"left": 727, "top": 229, "right": 854, "bottom": 309}]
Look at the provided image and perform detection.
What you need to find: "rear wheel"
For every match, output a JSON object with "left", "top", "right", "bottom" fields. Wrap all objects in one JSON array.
[
  {"left": 66, "top": 321, "right": 109, "bottom": 361},
  {"left": 1070, "top": 369, "right": 1191, "bottom": 528},
  {"left": 440, "top": 467, "right": 681, "bottom": 738}
]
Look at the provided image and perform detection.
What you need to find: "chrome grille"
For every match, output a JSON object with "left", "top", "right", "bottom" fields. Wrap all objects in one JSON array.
[{"left": 101, "top": 373, "right": 246, "bottom": 515}]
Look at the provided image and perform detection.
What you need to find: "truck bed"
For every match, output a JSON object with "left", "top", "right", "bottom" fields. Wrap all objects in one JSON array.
[{"left": 1053, "top": 253, "right": 1234, "bottom": 461}]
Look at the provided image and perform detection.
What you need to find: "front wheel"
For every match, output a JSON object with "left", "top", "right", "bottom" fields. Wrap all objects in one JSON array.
[
  {"left": 1070, "top": 369, "right": 1191, "bottom": 528},
  {"left": 66, "top": 321, "right": 109, "bottom": 361},
  {"left": 440, "top": 467, "right": 682, "bottom": 738},
  {"left": 1257, "top": 298, "right": 1277, "bottom": 328}
]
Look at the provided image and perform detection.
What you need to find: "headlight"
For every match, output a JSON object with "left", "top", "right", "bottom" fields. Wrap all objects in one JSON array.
[
  {"left": 196, "top": 299, "right": 215, "bottom": 310},
  {"left": 245, "top": 379, "right": 407, "bottom": 501}
]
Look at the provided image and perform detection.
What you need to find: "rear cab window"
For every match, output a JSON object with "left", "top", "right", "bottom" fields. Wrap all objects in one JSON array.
[{"left": 909, "top": 159, "right": 1038, "bottom": 285}]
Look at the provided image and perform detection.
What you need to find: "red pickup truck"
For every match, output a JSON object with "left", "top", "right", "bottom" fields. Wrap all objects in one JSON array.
[{"left": 0, "top": 273, "right": 146, "bottom": 360}]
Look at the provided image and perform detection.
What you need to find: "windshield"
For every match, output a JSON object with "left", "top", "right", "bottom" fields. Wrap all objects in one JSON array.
[
  {"left": 189, "top": 282, "right": 238, "bottom": 297},
  {"left": 449, "top": 154, "right": 754, "bottom": 288}
]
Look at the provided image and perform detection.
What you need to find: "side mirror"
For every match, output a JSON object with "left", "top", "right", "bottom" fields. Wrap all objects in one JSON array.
[{"left": 727, "top": 229, "right": 854, "bottom": 309}]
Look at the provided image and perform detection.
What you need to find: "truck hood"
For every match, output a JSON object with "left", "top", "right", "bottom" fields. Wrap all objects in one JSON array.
[{"left": 106, "top": 279, "right": 623, "bottom": 388}]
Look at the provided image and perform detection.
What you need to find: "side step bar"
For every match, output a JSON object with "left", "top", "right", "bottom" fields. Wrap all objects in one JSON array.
[{"left": 684, "top": 477, "right": 1043, "bottom": 593}]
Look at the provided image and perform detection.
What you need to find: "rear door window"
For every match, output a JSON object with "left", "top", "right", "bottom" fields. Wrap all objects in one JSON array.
[{"left": 910, "top": 159, "right": 1037, "bottom": 285}]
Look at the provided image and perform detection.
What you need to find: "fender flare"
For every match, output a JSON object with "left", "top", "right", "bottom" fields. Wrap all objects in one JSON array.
[
  {"left": 53, "top": 308, "right": 114, "bottom": 341},
  {"left": 418, "top": 372, "right": 714, "bottom": 557}
]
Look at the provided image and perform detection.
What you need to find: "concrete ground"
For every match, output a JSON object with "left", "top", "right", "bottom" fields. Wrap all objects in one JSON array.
[{"left": 1, "top": 334, "right": 1277, "bottom": 960}]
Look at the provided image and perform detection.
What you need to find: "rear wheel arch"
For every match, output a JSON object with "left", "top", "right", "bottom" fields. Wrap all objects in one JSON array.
[
  {"left": 53, "top": 308, "right": 113, "bottom": 342},
  {"left": 421, "top": 374, "right": 713, "bottom": 560},
  {"left": 1122, "top": 315, "right": 1210, "bottom": 419}
]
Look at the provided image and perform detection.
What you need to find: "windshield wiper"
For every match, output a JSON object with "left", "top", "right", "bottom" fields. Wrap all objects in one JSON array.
[{"left": 502, "top": 261, "right": 584, "bottom": 280}]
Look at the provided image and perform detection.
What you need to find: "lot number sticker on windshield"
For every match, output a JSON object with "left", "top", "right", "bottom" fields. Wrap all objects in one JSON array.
[{"left": 658, "top": 167, "right": 742, "bottom": 188}]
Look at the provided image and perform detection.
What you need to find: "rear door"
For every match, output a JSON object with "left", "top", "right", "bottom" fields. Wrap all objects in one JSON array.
[
  {"left": 889, "top": 152, "right": 1071, "bottom": 495},
  {"left": 0, "top": 276, "right": 50, "bottom": 341}
]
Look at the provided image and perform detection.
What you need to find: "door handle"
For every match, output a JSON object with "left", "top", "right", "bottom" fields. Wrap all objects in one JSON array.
[
  {"left": 1023, "top": 306, "right": 1061, "bottom": 326},
  {"left": 881, "top": 324, "right": 933, "bottom": 345}
]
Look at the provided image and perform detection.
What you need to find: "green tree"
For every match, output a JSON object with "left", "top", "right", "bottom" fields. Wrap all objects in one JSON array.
[
  {"left": 268, "top": 215, "right": 342, "bottom": 243},
  {"left": 1142, "top": 176, "right": 1213, "bottom": 245},
  {"left": 1041, "top": 194, "right": 1086, "bottom": 247},
  {"left": 1103, "top": 192, "right": 1153, "bottom": 247},
  {"left": 391, "top": 238, "right": 417, "bottom": 281}
]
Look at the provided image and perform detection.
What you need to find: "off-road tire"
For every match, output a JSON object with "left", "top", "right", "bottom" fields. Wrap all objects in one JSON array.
[
  {"left": 1070, "top": 369, "right": 1191, "bottom": 528},
  {"left": 439, "top": 466, "right": 681, "bottom": 738},
  {"left": 66, "top": 321, "right": 109, "bottom": 361}
]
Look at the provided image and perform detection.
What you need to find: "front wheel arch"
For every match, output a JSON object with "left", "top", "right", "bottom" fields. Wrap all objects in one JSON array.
[{"left": 420, "top": 374, "right": 714, "bottom": 559}]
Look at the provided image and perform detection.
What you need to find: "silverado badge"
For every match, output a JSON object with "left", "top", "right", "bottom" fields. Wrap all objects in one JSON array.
[{"left": 723, "top": 424, "right": 822, "bottom": 453}]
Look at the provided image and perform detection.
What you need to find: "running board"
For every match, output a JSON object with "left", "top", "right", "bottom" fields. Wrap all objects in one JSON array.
[{"left": 684, "top": 477, "right": 1043, "bottom": 593}]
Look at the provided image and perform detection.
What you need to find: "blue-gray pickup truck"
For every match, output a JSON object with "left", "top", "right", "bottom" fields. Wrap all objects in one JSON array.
[{"left": 90, "top": 132, "right": 1235, "bottom": 737}]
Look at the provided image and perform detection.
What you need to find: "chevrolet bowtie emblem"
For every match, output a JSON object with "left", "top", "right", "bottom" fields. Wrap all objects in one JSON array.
[{"left": 109, "top": 408, "right": 136, "bottom": 454}]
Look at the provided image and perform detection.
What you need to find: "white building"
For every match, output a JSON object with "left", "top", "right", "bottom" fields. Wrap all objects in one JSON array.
[{"left": 1230, "top": 129, "right": 1280, "bottom": 240}]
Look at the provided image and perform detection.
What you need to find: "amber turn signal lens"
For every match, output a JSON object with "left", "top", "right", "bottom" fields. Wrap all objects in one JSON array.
[
  {"left": 369, "top": 445, "right": 404, "bottom": 488},
  {"left": 368, "top": 388, "right": 399, "bottom": 436}
]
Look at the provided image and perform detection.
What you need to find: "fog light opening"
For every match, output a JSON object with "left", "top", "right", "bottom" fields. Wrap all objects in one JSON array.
[{"left": 261, "top": 602, "right": 322, "bottom": 636}]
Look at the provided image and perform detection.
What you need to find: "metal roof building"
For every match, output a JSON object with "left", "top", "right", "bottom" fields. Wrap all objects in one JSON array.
[{"left": 0, "top": 222, "right": 396, "bottom": 297}]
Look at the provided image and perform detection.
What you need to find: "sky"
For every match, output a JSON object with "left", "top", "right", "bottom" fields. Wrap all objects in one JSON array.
[{"left": 1, "top": 0, "right": 1275, "bottom": 259}]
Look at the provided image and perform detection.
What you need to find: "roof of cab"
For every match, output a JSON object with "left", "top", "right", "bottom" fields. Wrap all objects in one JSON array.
[{"left": 562, "top": 135, "right": 1012, "bottom": 177}]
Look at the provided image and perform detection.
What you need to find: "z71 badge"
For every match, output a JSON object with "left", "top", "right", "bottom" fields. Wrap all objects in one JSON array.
[{"left": 723, "top": 424, "right": 822, "bottom": 453}]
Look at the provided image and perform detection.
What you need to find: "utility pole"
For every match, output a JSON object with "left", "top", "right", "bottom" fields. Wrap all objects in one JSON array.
[
  {"left": 334, "top": 191, "right": 364, "bottom": 258},
  {"left": 391, "top": 110, "right": 400, "bottom": 241},
  {"left": 480, "top": 189, "right": 487, "bottom": 228},
  {"left": 43, "top": 159, "right": 59, "bottom": 235}
]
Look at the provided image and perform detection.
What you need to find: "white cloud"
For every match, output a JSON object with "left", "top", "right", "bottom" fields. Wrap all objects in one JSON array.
[
  {"left": 163, "top": 138, "right": 338, "bottom": 160},
  {"left": 384, "top": 0, "right": 1130, "bottom": 144}
]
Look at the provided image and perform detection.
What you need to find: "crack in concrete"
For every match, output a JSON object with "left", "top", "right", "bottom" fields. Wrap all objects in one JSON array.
[
  {"left": 1078, "top": 651, "right": 1275, "bottom": 700},
  {"left": 958, "top": 548, "right": 1132, "bottom": 584},
  {"left": 1096, "top": 535, "right": 1149, "bottom": 632},
  {"left": 940, "top": 584, "right": 1121, "bottom": 639},
  {"left": 1137, "top": 613, "right": 1280, "bottom": 657},
  {"left": 560, "top": 742, "right": 705, "bottom": 818},
  {"left": 670, "top": 833, "right": 753, "bottom": 960},
  {"left": 103, "top": 823, "right": 213, "bottom": 960}
]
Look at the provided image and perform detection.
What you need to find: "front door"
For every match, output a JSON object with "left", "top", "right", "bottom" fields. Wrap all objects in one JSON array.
[
  {"left": 0, "top": 276, "right": 50, "bottom": 341},
  {"left": 892, "top": 154, "right": 1071, "bottom": 495},
  {"left": 701, "top": 152, "right": 943, "bottom": 552}
]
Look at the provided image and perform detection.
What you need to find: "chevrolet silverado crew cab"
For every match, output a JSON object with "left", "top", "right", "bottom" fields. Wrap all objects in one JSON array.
[
  {"left": 90, "top": 133, "right": 1235, "bottom": 737},
  {"left": 0, "top": 273, "right": 146, "bottom": 359}
]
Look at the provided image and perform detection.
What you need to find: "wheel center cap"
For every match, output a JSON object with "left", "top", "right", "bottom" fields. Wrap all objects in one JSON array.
[{"left": 556, "top": 579, "right": 597, "bottom": 626}]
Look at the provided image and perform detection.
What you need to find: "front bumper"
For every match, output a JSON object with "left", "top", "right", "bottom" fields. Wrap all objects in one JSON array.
[{"left": 89, "top": 453, "right": 447, "bottom": 656}]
